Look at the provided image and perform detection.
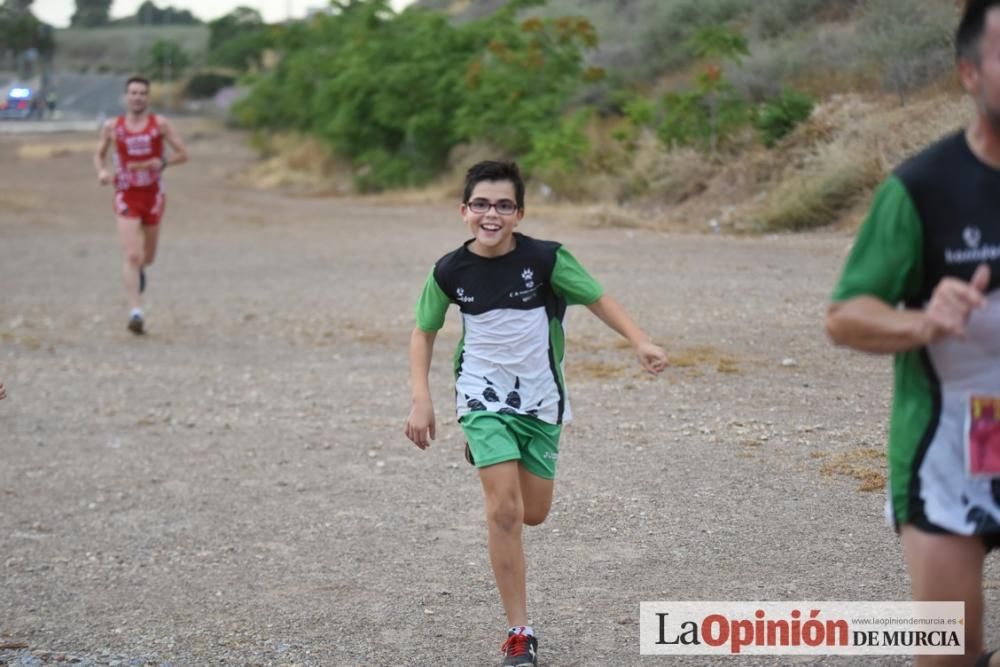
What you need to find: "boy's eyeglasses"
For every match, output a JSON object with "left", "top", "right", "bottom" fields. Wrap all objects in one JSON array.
[{"left": 466, "top": 198, "right": 519, "bottom": 215}]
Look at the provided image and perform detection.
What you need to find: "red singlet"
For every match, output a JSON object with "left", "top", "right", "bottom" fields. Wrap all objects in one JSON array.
[{"left": 112, "top": 114, "right": 166, "bottom": 226}]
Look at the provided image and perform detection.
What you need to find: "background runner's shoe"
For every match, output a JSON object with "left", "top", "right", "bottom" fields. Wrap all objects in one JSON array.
[
  {"left": 500, "top": 632, "right": 537, "bottom": 667},
  {"left": 139, "top": 268, "right": 146, "bottom": 294},
  {"left": 127, "top": 313, "right": 144, "bottom": 335}
]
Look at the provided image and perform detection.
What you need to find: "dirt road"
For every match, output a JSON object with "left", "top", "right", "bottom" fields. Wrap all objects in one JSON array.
[{"left": 1, "top": 122, "right": 993, "bottom": 666}]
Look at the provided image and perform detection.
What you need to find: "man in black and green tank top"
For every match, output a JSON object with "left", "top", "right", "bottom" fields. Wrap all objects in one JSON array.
[
  {"left": 405, "top": 161, "right": 668, "bottom": 666},
  {"left": 828, "top": 2, "right": 1000, "bottom": 665}
]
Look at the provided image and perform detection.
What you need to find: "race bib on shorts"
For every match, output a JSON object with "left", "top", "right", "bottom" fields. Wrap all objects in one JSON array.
[{"left": 966, "top": 395, "right": 1000, "bottom": 477}]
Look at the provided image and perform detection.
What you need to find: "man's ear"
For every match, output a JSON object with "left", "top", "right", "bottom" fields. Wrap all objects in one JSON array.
[{"left": 959, "top": 57, "right": 980, "bottom": 96}]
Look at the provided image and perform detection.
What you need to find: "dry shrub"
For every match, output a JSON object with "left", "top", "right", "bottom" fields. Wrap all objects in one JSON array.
[
  {"left": 752, "top": 144, "right": 882, "bottom": 231},
  {"left": 241, "top": 133, "right": 354, "bottom": 194},
  {"left": 148, "top": 81, "right": 186, "bottom": 113},
  {"left": 622, "top": 131, "right": 718, "bottom": 205},
  {"left": 749, "top": 93, "right": 970, "bottom": 232}
]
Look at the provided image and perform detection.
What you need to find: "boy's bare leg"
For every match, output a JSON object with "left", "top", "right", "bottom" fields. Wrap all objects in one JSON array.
[
  {"left": 480, "top": 461, "right": 529, "bottom": 626},
  {"left": 519, "top": 467, "right": 554, "bottom": 527},
  {"left": 900, "top": 525, "right": 987, "bottom": 667},
  {"left": 116, "top": 216, "right": 144, "bottom": 310}
]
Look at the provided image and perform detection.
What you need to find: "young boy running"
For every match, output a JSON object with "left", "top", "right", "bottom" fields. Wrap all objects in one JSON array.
[{"left": 405, "top": 160, "right": 667, "bottom": 666}]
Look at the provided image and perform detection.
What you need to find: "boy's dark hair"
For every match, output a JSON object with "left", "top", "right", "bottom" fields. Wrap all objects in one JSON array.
[
  {"left": 463, "top": 161, "right": 525, "bottom": 210},
  {"left": 125, "top": 75, "right": 151, "bottom": 91},
  {"left": 957, "top": 0, "right": 1000, "bottom": 63}
]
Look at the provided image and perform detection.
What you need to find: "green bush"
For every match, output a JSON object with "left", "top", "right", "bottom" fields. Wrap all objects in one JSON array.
[
  {"left": 652, "top": 26, "right": 752, "bottom": 151},
  {"left": 141, "top": 39, "right": 192, "bottom": 80},
  {"left": 755, "top": 88, "right": 814, "bottom": 147},
  {"left": 233, "top": 0, "right": 599, "bottom": 191},
  {"left": 657, "top": 85, "right": 750, "bottom": 151},
  {"left": 523, "top": 110, "right": 591, "bottom": 175},
  {"left": 206, "top": 7, "right": 273, "bottom": 70},
  {"left": 185, "top": 71, "right": 236, "bottom": 98}
]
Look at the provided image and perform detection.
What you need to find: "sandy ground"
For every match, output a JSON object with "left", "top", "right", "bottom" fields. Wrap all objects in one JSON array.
[{"left": 1, "top": 120, "right": 997, "bottom": 666}]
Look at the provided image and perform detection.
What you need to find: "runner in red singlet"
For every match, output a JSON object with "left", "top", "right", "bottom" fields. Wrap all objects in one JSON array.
[{"left": 94, "top": 75, "right": 188, "bottom": 335}]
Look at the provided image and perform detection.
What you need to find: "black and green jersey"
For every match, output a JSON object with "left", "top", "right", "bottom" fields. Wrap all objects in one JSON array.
[
  {"left": 833, "top": 130, "right": 1000, "bottom": 534},
  {"left": 415, "top": 233, "right": 603, "bottom": 425}
]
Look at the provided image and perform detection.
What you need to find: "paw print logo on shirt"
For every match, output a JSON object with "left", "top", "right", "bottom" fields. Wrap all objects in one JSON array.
[
  {"left": 521, "top": 268, "right": 534, "bottom": 289},
  {"left": 465, "top": 376, "right": 543, "bottom": 416}
]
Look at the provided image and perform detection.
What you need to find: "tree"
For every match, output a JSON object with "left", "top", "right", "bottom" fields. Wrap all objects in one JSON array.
[
  {"left": 657, "top": 26, "right": 751, "bottom": 152},
  {"left": 141, "top": 39, "right": 191, "bottom": 80},
  {"left": 233, "top": 0, "right": 599, "bottom": 190},
  {"left": 207, "top": 6, "right": 269, "bottom": 69},
  {"left": 128, "top": 0, "right": 200, "bottom": 25},
  {"left": 0, "top": 5, "right": 54, "bottom": 71},
  {"left": 208, "top": 6, "right": 264, "bottom": 51},
  {"left": 70, "top": 0, "right": 111, "bottom": 27},
  {"left": 3, "top": 0, "right": 34, "bottom": 13}
]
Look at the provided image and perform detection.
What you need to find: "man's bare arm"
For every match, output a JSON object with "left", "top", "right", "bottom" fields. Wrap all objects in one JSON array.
[{"left": 93, "top": 122, "right": 113, "bottom": 185}]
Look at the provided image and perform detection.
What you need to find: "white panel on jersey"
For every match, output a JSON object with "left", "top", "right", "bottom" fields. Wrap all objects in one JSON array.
[
  {"left": 455, "top": 307, "right": 569, "bottom": 424},
  {"left": 921, "top": 290, "right": 1000, "bottom": 533}
]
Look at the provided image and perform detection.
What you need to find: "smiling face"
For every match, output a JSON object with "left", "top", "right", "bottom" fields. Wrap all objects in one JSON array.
[{"left": 461, "top": 179, "right": 524, "bottom": 258}]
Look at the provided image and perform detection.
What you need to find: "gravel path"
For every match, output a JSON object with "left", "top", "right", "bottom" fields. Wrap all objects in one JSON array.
[{"left": 2, "top": 122, "right": 997, "bottom": 666}]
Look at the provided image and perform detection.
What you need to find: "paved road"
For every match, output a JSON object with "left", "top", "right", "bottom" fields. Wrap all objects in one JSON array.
[
  {"left": 49, "top": 71, "right": 124, "bottom": 120},
  {"left": 0, "top": 71, "right": 124, "bottom": 128}
]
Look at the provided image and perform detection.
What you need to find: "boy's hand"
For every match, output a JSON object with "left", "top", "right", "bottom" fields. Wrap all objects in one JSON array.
[
  {"left": 405, "top": 398, "right": 436, "bottom": 449},
  {"left": 634, "top": 341, "right": 668, "bottom": 376}
]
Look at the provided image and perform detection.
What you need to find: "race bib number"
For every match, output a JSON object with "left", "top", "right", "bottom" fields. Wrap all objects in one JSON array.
[{"left": 966, "top": 395, "right": 1000, "bottom": 477}]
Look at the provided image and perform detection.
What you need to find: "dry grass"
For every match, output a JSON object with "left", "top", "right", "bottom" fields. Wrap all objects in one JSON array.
[
  {"left": 147, "top": 81, "right": 188, "bottom": 113},
  {"left": 752, "top": 144, "right": 883, "bottom": 232},
  {"left": 239, "top": 133, "right": 354, "bottom": 194},
  {"left": 0, "top": 191, "right": 42, "bottom": 212},
  {"left": 746, "top": 93, "right": 970, "bottom": 232},
  {"left": 566, "top": 359, "right": 628, "bottom": 379},
  {"left": 17, "top": 140, "right": 95, "bottom": 160},
  {"left": 669, "top": 345, "right": 742, "bottom": 374},
  {"left": 0, "top": 331, "right": 42, "bottom": 350},
  {"left": 819, "top": 447, "right": 886, "bottom": 492}
]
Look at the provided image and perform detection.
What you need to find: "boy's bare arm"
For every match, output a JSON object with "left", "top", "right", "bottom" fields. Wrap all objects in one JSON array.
[
  {"left": 405, "top": 328, "right": 437, "bottom": 449},
  {"left": 586, "top": 295, "right": 668, "bottom": 375}
]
